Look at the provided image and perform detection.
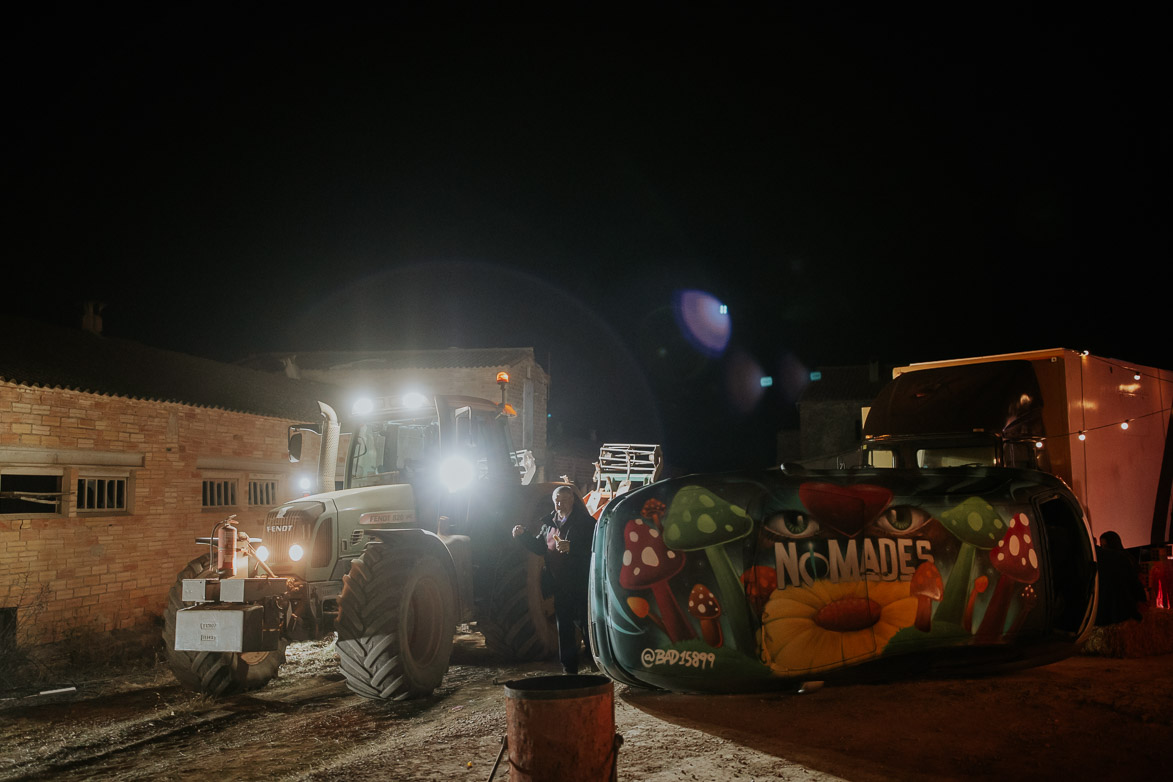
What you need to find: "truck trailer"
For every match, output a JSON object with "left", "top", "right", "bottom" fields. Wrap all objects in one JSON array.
[{"left": 860, "top": 349, "right": 1173, "bottom": 549}]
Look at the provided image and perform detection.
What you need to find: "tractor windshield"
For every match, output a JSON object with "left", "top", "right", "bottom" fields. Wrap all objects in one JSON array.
[{"left": 349, "top": 417, "right": 440, "bottom": 488}]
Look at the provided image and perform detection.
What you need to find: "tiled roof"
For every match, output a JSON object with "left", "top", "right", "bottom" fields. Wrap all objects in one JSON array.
[
  {"left": 237, "top": 348, "right": 541, "bottom": 374},
  {"left": 1, "top": 316, "right": 343, "bottom": 421}
]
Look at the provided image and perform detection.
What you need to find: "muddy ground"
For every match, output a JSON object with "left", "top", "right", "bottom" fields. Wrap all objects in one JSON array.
[{"left": 1, "top": 631, "right": 1170, "bottom": 782}]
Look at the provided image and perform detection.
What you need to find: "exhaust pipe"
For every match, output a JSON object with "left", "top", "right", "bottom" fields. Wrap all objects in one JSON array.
[{"left": 317, "top": 402, "right": 340, "bottom": 494}]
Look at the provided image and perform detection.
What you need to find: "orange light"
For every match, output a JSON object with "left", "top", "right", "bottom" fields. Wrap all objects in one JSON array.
[
  {"left": 496, "top": 371, "right": 510, "bottom": 384},
  {"left": 502, "top": 403, "right": 517, "bottom": 416}
]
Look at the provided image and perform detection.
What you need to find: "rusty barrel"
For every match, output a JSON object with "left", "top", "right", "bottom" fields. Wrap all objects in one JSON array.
[{"left": 504, "top": 674, "right": 618, "bottom": 781}]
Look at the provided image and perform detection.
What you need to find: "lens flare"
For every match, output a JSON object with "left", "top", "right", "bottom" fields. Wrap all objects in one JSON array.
[{"left": 673, "top": 290, "right": 731, "bottom": 357}]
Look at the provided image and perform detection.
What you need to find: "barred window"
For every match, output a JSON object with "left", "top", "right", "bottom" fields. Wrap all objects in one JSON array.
[
  {"left": 76, "top": 476, "right": 128, "bottom": 512},
  {"left": 202, "top": 479, "right": 238, "bottom": 508},
  {"left": 248, "top": 479, "right": 278, "bottom": 507}
]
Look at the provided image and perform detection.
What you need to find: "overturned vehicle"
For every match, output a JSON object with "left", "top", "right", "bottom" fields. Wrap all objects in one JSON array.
[{"left": 588, "top": 466, "right": 1099, "bottom": 693}]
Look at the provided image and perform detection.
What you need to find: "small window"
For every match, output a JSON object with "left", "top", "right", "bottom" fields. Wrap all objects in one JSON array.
[
  {"left": 202, "top": 479, "right": 238, "bottom": 508},
  {"left": 0, "top": 471, "right": 64, "bottom": 515},
  {"left": 76, "top": 476, "right": 129, "bottom": 512},
  {"left": 248, "top": 479, "right": 278, "bottom": 507}
]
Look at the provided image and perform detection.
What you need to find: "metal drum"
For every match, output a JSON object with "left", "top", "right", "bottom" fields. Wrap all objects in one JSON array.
[{"left": 503, "top": 675, "right": 619, "bottom": 781}]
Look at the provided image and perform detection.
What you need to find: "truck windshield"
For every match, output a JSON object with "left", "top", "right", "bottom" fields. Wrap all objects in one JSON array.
[
  {"left": 915, "top": 445, "right": 997, "bottom": 468},
  {"left": 350, "top": 418, "right": 440, "bottom": 488},
  {"left": 867, "top": 441, "right": 997, "bottom": 468}
]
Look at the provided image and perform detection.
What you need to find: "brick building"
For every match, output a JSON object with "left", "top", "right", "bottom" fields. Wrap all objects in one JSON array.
[{"left": 0, "top": 316, "right": 341, "bottom": 651}]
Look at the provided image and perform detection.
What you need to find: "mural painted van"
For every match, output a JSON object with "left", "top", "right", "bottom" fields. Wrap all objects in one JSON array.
[{"left": 588, "top": 466, "right": 1098, "bottom": 693}]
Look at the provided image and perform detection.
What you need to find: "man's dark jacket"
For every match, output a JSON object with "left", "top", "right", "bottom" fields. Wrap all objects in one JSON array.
[{"left": 517, "top": 503, "right": 596, "bottom": 605}]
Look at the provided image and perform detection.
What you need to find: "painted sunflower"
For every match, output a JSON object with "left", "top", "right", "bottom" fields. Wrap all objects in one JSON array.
[{"left": 758, "top": 579, "right": 917, "bottom": 675}]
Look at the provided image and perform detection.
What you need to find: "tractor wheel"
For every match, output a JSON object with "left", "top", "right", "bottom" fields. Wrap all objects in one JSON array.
[
  {"left": 480, "top": 552, "right": 558, "bottom": 661},
  {"left": 335, "top": 543, "right": 457, "bottom": 700},
  {"left": 161, "top": 555, "right": 286, "bottom": 696}
]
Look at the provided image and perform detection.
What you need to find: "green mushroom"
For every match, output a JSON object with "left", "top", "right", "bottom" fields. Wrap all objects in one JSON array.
[
  {"left": 935, "top": 497, "right": 1007, "bottom": 627},
  {"left": 662, "top": 485, "right": 756, "bottom": 651}
]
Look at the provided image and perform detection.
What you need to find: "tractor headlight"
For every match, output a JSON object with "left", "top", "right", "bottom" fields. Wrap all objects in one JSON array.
[
  {"left": 256, "top": 545, "right": 270, "bottom": 562},
  {"left": 439, "top": 455, "right": 477, "bottom": 493},
  {"left": 289, "top": 544, "right": 305, "bottom": 562}
]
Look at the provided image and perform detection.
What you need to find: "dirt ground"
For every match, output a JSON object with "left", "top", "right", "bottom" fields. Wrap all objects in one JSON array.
[{"left": 1, "top": 630, "right": 1170, "bottom": 782}]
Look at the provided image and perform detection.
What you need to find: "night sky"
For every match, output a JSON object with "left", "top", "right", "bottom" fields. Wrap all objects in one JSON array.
[{"left": 8, "top": 7, "right": 1167, "bottom": 471}]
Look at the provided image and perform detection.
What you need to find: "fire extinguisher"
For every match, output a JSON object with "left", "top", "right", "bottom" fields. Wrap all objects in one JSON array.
[{"left": 216, "top": 516, "right": 239, "bottom": 578}]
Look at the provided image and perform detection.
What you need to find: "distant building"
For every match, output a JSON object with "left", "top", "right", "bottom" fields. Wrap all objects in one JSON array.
[{"left": 794, "top": 363, "right": 891, "bottom": 467}]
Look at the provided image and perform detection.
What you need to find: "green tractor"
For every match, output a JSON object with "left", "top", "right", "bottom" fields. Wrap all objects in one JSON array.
[{"left": 163, "top": 376, "right": 560, "bottom": 699}]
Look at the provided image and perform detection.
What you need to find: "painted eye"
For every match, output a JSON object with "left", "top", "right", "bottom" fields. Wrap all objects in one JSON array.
[
  {"left": 764, "top": 511, "right": 821, "bottom": 539},
  {"left": 872, "top": 506, "right": 932, "bottom": 535}
]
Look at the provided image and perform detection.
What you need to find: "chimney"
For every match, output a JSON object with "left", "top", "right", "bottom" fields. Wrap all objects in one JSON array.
[
  {"left": 81, "top": 301, "right": 105, "bottom": 335},
  {"left": 281, "top": 356, "right": 301, "bottom": 380}
]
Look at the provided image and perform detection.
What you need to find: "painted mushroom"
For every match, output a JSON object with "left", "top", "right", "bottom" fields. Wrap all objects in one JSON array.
[
  {"left": 619, "top": 517, "right": 695, "bottom": 642},
  {"left": 935, "top": 497, "right": 1007, "bottom": 626},
  {"left": 688, "top": 583, "right": 723, "bottom": 647},
  {"left": 741, "top": 565, "right": 778, "bottom": 617},
  {"left": 626, "top": 596, "right": 667, "bottom": 633},
  {"left": 962, "top": 575, "right": 989, "bottom": 633},
  {"left": 975, "top": 512, "right": 1040, "bottom": 643},
  {"left": 640, "top": 498, "right": 667, "bottom": 527},
  {"left": 910, "top": 561, "right": 944, "bottom": 632},
  {"left": 662, "top": 485, "right": 755, "bottom": 650},
  {"left": 1007, "top": 584, "right": 1039, "bottom": 635}
]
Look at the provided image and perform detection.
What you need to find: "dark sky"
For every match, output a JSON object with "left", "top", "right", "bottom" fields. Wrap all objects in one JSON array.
[{"left": 7, "top": 7, "right": 1167, "bottom": 470}]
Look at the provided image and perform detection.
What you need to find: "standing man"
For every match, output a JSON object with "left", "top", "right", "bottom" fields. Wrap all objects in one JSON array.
[{"left": 512, "top": 485, "right": 596, "bottom": 674}]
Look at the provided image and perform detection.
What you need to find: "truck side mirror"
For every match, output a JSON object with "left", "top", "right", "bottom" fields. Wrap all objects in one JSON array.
[{"left": 288, "top": 431, "right": 303, "bottom": 463}]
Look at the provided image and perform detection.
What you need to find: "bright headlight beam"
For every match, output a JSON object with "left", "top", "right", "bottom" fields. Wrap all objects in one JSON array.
[{"left": 438, "top": 456, "right": 477, "bottom": 493}]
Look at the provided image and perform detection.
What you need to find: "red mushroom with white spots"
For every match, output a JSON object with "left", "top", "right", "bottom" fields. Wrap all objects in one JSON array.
[
  {"left": 688, "top": 583, "right": 723, "bottom": 647},
  {"left": 619, "top": 518, "right": 695, "bottom": 642},
  {"left": 975, "top": 512, "right": 1040, "bottom": 642},
  {"left": 1008, "top": 584, "right": 1039, "bottom": 635}
]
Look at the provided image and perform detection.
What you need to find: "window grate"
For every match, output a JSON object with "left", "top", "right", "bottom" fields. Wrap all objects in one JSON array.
[
  {"left": 248, "top": 479, "right": 277, "bottom": 506},
  {"left": 77, "top": 477, "right": 128, "bottom": 511},
  {"left": 202, "top": 479, "right": 237, "bottom": 508}
]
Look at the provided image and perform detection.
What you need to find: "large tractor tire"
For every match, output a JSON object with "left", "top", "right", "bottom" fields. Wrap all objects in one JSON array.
[
  {"left": 162, "top": 555, "right": 286, "bottom": 696},
  {"left": 480, "top": 552, "right": 558, "bottom": 661},
  {"left": 336, "top": 543, "right": 457, "bottom": 700}
]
